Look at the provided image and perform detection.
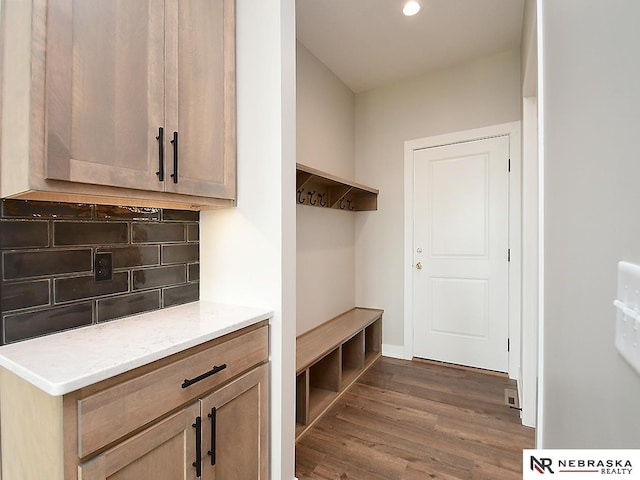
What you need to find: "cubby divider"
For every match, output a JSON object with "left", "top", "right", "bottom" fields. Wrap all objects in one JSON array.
[
  {"left": 296, "top": 371, "right": 308, "bottom": 427},
  {"left": 365, "top": 318, "right": 382, "bottom": 367},
  {"left": 295, "top": 307, "right": 383, "bottom": 441},
  {"left": 341, "top": 331, "right": 364, "bottom": 389}
]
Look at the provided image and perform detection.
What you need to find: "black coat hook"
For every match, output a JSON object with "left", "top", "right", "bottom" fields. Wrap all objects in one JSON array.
[
  {"left": 297, "top": 188, "right": 306, "bottom": 204},
  {"left": 339, "top": 199, "right": 346, "bottom": 210},
  {"left": 308, "top": 190, "right": 317, "bottom": 206},
  {"left": 347, "top": 199, "right": 354, "bottom": 211},
  {"left": 318, "top": 193, "right": 327, "bottom": 207}
]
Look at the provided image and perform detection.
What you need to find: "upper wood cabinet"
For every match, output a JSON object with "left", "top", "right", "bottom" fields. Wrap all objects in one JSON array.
[
  {"left": 0, "top": 0, "right": 235, "bottom": 210},
  {"left": 166, "top": 0, "right": 236, "bottom": 199}
]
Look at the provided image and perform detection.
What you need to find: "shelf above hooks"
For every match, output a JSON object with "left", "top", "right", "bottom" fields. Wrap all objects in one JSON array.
[{"left": 296, "top": 163, "right": 379, "bottom": 212}]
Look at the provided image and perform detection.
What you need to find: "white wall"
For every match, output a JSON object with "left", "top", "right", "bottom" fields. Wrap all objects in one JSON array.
[
  {"left": 355, "top": 49, "right": 522, "bottom": 349},
  {"left": 521, "top": 96, "right": 538, "bottom": 428},
  {"left": 297, "top": 43, "right": 355, "bottom": 179},
  {"left": 540, "top": 0, "right": 640, "bottom": 447},
  {"left": 521, "top": 0, "right": 537, "bottom": 97},
  {"left": 199, "top": 0, "right": 296, "bottom": 478},
  {"left": 296, "top": 42, "right": 356, "bottom": 335},
  {"left": 519, "top": 0, "right": 539, "bottom": 429}
]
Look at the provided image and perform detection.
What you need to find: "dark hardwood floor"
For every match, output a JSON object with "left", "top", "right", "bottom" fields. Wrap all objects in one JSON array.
[{"left": 295, "top": 357, "right": 535, "bottom": 480}]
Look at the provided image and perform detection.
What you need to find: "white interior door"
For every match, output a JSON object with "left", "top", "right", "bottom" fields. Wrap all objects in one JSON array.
[{"left": 412, "top": 135, "right": 510, "bottom": 372}]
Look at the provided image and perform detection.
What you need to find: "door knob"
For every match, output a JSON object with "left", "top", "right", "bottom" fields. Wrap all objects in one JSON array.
[{"left": 416, "top": 261, "right": 423, "bottom": 270}]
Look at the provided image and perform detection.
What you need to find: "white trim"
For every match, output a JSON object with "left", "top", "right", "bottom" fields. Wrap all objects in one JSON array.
[
  {"left": 536, "top": 0, "right": 546, "bottom": 449},
  {"left": 508, "top": 125, "right": 523, "bottom": 380},
  {"left": 403, "top": 140, "right": 415, "bottom": 361},
  {"left": 382, "top": 343, "right": 411, "bottom": 360},
  {"left": 521, "top": 96, "right": 538, "bottom": 428},
  {"left": 403, "top": 122, "right": 522, "bottom": 378}
]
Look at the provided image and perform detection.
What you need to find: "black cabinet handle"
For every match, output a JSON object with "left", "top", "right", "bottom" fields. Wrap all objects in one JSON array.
[
  {"left": 181, "top": 364, "right": 227, "bottom": 389},
  {"left": 155, "top": 127, "right": 164, "bottom": 181},
  {"left": 170, "top": 131, "right": 178, "bottom": 183},
  {"left": 192, "top": 416, "right": 202, "bottom": 477},
  {"left": 207, "top": 407, "right": 217, "bottom": 466}
]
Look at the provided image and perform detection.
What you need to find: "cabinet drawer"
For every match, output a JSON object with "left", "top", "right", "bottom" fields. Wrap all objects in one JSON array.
[{"left": 77, "top": 325, "right": 268, "bottom": 458}]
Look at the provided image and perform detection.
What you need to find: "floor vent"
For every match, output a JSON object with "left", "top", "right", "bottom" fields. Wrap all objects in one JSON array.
[{"left": 504, "top": 388, "right": 520, "bottom": 409}]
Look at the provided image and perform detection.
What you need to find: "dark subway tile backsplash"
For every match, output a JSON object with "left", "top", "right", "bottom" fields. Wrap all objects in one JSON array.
[
  {"left": 55, "top": 273, "right": 129, "bottom": 303},
  {"left": 54, "top": 221, "right": 129, "bottom": 246},
  {"left": 164, "top": 283, "right": 199, "bottom": 308},
  {"left": 99, "top": 245, "right": 160, "bottom": 269},
  {"left": 132, "top": 223, "right": 185, "bottom": 243},
  {"left": 163, "top": 209, "right": 199, "bottom": 222},
  {"left": 187, "top": 224, "right": 199, "bottom": 242},
  {"left": 133, "top": 265, "right": 186, "bottom": 290},
  {"left": 188, "top": 263, "right": 200, "bottom": 282},
  {"left": 4, "top": 302, "right": 94, "bottom": 343},
  {"left": 1, "top": 199, "right": 93, "bottom": 219},
  {"left": 97, "top": 291, "right": 161, "bottom": 323},
  {"left": 0, "top": 221, "right": 49, "bottom": 249},
  {"left": 4, "top": 249, "right": 93, "bottom": 280},
  {"left": 162, "top": 244, "right": 199, "bottom": 265},
  {"left": 1, "top": 280, "right": 50, "bottom": 311},
  {"left": 96, "top": 205, "right": 160, "bottom": 221},
  {"left": 0, "top": 199, "right": 200, "bottom": 344}
]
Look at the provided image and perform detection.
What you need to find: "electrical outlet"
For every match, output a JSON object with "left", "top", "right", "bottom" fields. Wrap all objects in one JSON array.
[
  {"left": 504, "top": 388, "right": 520, "bottom": 409},
  {"left": 94, "top": 252, "right": 113, "bottom": 282}
]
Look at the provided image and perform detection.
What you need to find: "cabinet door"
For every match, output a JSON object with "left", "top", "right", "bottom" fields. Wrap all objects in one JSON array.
[
  {"left": 164, "top": 0, "right": 236, "bottom": 199},
  {"left": 46, "top": 0, "right": 165, "bottom": 192},
  {"left": 200, "top": 364, "right": 269, "bottom": 480},
  {"left": 78, "top": 403, "right": 200, "bottom": 480}
]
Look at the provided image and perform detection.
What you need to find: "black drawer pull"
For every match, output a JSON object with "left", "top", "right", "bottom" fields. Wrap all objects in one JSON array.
[
  {"left": 182, "top": 364, "right": 227, "bottom": 389},
  {"left": 170, "top": 130, "right": 178, "bottom": 183},
  {"left": 155, "top": 127, "right": 164, "bottom": 181},
  {"left": 207, "top": 407, "right": 217, "bottom": 466},
  {"left": 192, "top": 416, "right": 202, "bottom": 477}
]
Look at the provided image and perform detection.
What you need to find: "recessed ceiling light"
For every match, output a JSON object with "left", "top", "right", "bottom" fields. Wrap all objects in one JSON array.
[{"left": 402, "top": 0, "right": 421, "bottom": 16}]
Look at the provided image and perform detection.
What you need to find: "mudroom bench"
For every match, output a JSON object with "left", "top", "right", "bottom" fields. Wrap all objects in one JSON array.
[{"left": 295, "top": 307, "right": 383, "bottom": 440}]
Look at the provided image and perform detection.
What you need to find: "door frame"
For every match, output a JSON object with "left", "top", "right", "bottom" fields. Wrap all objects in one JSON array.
[{"left": 403, "top": 121, "right": 522, "bottom": 379}]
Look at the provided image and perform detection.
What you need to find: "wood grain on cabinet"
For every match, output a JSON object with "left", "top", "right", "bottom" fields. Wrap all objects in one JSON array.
[
  {"left": 46, "top": 0, "right": 165, "bottom": 192},
  {"left": 0, "top": 0, "right": 236, "bottom": 210},
  {"left": 77, "top": 325, "right": 268, "bottom": 457},
  {"left": 78, "top": 403, "right": 199, "bottom": 480},
  {"left": 165, "top": 0, "right": 236, "bottom": 199},
  {"left": 0, "top": 369, "right": 64, "bottom": 480},
  {"left": 201, "top": 364, "right": 269, "bottom": 479}
]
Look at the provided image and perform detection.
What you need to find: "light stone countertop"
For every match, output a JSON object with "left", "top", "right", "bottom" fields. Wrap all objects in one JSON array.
[{"left": 0, "top": 301, "right": 273, "bottom": 396}]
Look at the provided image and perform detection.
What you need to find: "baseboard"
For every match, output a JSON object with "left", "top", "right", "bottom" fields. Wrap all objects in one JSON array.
[{"left": 382, "top": 343, "right": 410, "bottom": 360}]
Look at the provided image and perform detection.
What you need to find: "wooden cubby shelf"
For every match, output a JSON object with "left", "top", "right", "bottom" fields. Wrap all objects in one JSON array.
[
  {"left": 295, "top": 307, "right": 383, "bottom": 441},
  {"left": 296, "top": 163, "right": 379, "bottom": 211}
]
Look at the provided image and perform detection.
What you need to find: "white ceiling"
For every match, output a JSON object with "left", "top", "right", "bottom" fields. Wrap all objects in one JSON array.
[{"left": 296, "top": 0, "right": 525, "bottom": 93}]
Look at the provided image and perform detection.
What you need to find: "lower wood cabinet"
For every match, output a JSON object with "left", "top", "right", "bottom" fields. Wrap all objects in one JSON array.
[
  {"left": 0, "top": 322, "right": 269, "bottom": 480},
  {"left": 78, "top": 365, "right": 269, "bottom": 480},
  {"left": 200, "top": 365, "right": 269, "bottom": 479},
  {"left": 78, "top": 404, "right": 200, "bottom": 480}
]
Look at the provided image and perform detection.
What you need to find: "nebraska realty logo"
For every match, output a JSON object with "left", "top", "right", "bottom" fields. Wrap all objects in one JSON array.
[{"left": 523, "top": 450, "right": 640, "bottom": 479}]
